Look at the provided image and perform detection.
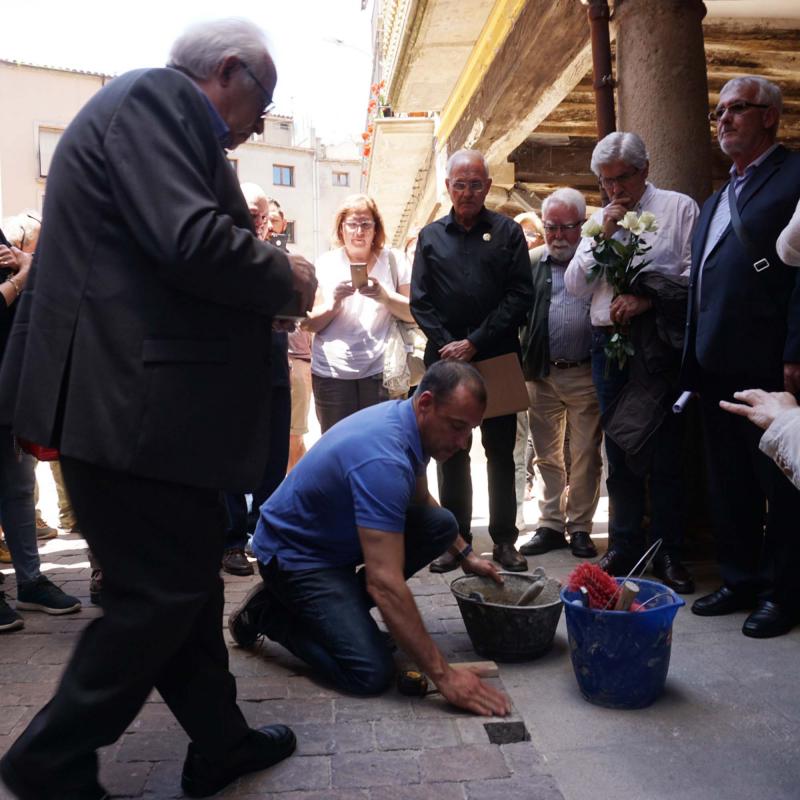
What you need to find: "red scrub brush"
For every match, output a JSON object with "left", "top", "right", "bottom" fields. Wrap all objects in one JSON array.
[{"left": 567, "top": 563, "right": 621, "bottom": 609}]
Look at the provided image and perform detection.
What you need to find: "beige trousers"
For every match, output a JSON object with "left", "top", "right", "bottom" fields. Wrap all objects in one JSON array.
[{"left": 526, "top": 364, "right": 602, "bottom": 533}]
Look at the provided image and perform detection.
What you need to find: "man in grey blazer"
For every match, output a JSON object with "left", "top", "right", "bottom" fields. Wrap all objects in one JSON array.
[{"left": 0, "top": 19, "right": 316, "bottom": 800}]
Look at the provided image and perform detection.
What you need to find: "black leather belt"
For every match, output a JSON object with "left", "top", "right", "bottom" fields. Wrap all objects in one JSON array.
[{"left": 550, "top": 358, "right": 591, "bottom": 369}]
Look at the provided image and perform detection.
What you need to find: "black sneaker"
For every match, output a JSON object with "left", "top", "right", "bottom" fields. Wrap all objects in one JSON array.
[
  {"left": 228, "top": 582, "right": 272, "bottom": 648},
  {"left": 0, "top": 591, "right": 23, "bottom": 632},
  {"left": 16, "top": 575, "right": 81, "bottom": 615}
]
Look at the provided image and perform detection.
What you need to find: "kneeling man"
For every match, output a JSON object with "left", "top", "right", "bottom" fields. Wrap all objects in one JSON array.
[{"left": 229, "top": 361, "right": 510, "bottom": 716}]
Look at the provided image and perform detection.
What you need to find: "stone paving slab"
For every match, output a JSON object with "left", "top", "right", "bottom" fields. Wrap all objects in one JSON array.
[{"left": 0, "top": 534, "right": 565, "bottom": 799}]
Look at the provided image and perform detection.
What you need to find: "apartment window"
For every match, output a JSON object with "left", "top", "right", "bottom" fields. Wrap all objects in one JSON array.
[
  {"left": 273, "top": 164, "right": 294, "bottom": 187},
  {"left": 285, "top": 221, "right": 296, "bottom": 243},
  {"left": 38, "top": 127, "right": 63, "bottom": 177},
  {"left": 332, "top": 171, "right": 350, "bottom": 187}
]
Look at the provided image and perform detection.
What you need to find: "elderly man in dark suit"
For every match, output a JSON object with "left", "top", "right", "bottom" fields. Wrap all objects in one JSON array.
[
  {"left": 683, "top": 75, "right": 800, "bottom": 639},
  {"left": 0, "top": 19, "right": 316, "bottom": 800}
]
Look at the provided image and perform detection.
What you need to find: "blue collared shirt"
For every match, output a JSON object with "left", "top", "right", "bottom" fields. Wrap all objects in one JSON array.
[{"left": 252, "top": 398, "right": 428, "bottom": 571}]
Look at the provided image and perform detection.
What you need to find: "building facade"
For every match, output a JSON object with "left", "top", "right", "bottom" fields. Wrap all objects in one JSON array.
[{"left": 0, "top": 60, "right": 360, "bottom": 260}]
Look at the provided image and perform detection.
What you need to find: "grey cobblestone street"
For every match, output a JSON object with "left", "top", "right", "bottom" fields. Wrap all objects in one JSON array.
[
  {"left": 2, "top": 452, "right": 800, "bottom": 799},
  {"left": 0, "top": 527, "right": 563, "bottom": 800}
]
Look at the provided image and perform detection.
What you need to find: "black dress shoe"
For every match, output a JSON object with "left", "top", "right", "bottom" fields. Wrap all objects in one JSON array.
[
  {"left": 652, "top": 553, "right": 695, "bottom": 594},
  {"left": 181, "top": 724, "right": 297, "bottom": 798},
  {"left": 492, "top": 543, "right": 528, "bottom": 572},
  {"left": 691, "top": 585, "right": 753, "bottom": 617},
  {"left": 519, "top": 527, "right": 568, "bottom": 556},
  {"left": 598, "top": 548, "right": 636, "bottom": 577},
  {"left": 429, "top": 549, "right": 461, "bottom": 573},
  {"left": 569, "top": 531, "right": 598, "bottom": 559},
  {"left": 742, "top": 601, "right": 796, "bottom": 639}
]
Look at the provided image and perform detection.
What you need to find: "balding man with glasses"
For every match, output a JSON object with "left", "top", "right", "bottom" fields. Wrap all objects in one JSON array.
[
  {"left": 565, "top": 132, "right": 699, "bottom": 594},
  {"left": 0, "top": 18, "right": 316, "bottom": 800},
  {"left": 682, "top": 76, "right": 800, "bottom": 638},
  {"left": 411, "top": 149, "right": 533, "bottom": 573}
]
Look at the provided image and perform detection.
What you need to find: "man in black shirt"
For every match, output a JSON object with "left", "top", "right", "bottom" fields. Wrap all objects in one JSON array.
[{"left": 410, "top": 150, "right": 534, "bottom": 571}]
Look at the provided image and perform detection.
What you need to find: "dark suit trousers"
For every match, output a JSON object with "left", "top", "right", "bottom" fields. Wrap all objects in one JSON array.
[
  {"left": 437, "top": 412, "right": 518, "bottom": 545},
  {"left": 699, "top": 385, "right": 800, "bottom": 612},
  {"left": 4, "top": 457, "right": 250, "bottom": 790}
]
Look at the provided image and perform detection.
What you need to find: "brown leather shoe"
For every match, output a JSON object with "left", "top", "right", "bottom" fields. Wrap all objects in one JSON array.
[
  {"left": 492, "top": 544, "right": 528, "bottom": 572},
  {"left": 222, "top": 548, "right": 255, "bottom": 577},
  {"left": 429, "top": 550, "right": 461, "bottom": 573}
]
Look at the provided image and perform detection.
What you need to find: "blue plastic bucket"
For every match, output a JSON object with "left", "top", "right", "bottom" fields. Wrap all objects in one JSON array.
[{"left": 560, "top": 578, "right": 685, "bottom": 709}]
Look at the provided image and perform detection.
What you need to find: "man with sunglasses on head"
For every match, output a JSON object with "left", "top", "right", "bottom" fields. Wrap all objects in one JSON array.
[
  {"left": 682, "top": 76, "right": 800, "bottom": 638},
  {"left": 519, "top": 188, "right": 602, "bottom": 562},
  {"left": 410, "top": 149, "right": 533, "bottom": 573},
  {"left": 565, "top": 132, "right": 699, "bottom": 595},
  {"left": 0, "top": 18, "right": 317, "bottom": 800}
]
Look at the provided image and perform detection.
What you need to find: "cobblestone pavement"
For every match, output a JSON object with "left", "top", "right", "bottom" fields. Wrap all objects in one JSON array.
[{"left": 0, "top": 530, "right": 564, "bottom": 799}]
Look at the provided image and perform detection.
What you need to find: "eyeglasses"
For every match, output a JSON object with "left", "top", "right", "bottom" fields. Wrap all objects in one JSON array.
[
  {"left": 240, "top": 61, "right": 275, "bottom": 117},
  {"left": 449, "top": 180, "right": 487, "bottom": 193},
  {"left": 599, "top": 168, "right": 640, "bottom": 189},
  {"left": 543, "top": 222, "right": 583, "bottom": 234},
  {"left": 708, "top": 101, "right": 769, "bottom": 123},
  {"left": 343, "top": 220, "right": 375, "bottom": 232}
]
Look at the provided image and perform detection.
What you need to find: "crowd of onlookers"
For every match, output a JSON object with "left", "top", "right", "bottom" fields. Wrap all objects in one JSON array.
[{"left": 2, "top": 15, "right": 800, "bottom": 799}]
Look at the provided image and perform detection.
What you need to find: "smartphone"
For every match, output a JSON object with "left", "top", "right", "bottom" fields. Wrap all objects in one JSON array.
[
  {"left": 269, "top": 233, "right": 289, "bottom": 250},
  {"left": 350, "top": 263, "right": 368, "bottom": 289}
]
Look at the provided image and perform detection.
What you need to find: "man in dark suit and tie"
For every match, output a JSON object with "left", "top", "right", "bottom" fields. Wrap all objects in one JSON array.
[
  {"left": 0, "top": 18, "right": 316, "bottom": 800},
  {"left": 683, "top": 75, "right": 800, "bottom": 639}
]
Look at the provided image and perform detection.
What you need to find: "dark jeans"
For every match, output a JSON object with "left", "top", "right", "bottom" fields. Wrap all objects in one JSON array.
[
  {"left": 438, "top": 412, "right": 517, "bottom": 545},
  {"left": 224, "top": 385, "right": 291, "bottom": 550},
  {"left": 0, "top": 427, "right": 40, "bottom": 585},
  {"left": 698, "top": 379, "right": 800, "bottom": 612},
  {"left": 591, "top": 329, "right": 686, "bottom": 559},
  {"left": 257, "top": 505, "right": 457, "bottom": 695},
  {"left": 1, "top": 458, "right": 250, "bottom": 794}
]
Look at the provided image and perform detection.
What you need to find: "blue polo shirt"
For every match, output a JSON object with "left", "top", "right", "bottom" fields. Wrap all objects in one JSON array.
[{"left": 252, "top": 398, "right": 428, "bottom": 570}]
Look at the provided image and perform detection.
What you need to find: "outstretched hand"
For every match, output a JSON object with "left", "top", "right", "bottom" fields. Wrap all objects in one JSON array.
[
  {"left": 719, "top": 389, "right": 798, "bottom": 431},
  {"left": 462, "top": 553, "right": 504, "bottom": 585},
  {"left": 436, "top": 666, "right": 511, "bottom": 717}
]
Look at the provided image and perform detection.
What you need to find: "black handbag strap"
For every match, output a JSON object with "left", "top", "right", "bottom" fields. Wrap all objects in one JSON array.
[{"left": 727, "top": 182, "right": 769, "bottom": 272}]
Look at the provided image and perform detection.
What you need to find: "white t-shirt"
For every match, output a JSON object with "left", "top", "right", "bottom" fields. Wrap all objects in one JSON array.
[{"left": 311, "top": 247, "right": 411, "bottom": 379}]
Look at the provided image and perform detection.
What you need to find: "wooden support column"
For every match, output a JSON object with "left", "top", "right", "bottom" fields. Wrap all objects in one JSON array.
[{"left": 615, "top": 0, "right": 712, "bottom": 203}]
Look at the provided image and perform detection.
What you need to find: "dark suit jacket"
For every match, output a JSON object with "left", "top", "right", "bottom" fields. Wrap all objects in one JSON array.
[
  {"left": 683, "top": 145, "right": 800, "bottom": 390},
  {"left": 0, "top": 68, "right": 293, "bottom": 492}
]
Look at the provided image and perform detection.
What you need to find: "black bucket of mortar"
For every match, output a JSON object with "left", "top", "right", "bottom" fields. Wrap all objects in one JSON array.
[{"left": 450, "top": 573, "right": 563, "bottom": 662}]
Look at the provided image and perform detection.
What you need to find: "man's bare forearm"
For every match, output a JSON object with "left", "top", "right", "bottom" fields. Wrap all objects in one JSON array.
[{"left": 367, "top": 576, "right": 450, "bottom": 683}]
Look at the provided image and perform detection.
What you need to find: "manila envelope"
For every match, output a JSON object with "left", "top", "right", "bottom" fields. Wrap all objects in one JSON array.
[{"left": 473, "top": 353, "right": 529, "bottom": 419}]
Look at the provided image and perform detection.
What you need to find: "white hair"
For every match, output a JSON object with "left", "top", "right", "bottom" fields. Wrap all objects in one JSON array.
[
  {"left": 542, "top": 188, "right": 586, "bottom": 220},
  {"left": 240, "top": 182, "right": 267, "bottom": 206},
  {"left": 446, "top": 149, "right": 489, "bottom": 178},
  {"left": 168, "top": 18, "right": 270, "bottom": 81},
  {"left": 720, "top": 75, "right": 783, "bottom": 115},
  {"left": 590, "top": 132, "right": 649, "bottom": 176}
]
